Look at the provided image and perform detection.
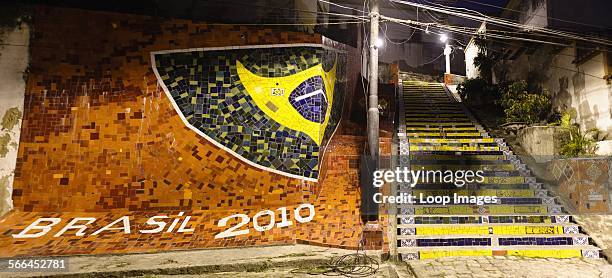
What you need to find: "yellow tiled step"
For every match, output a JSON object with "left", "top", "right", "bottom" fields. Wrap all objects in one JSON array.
[
  {"left": 410, "top": 164, "right": 516, "bottom": 171},
  {"left": 397, "top": 233, "right": 589, "bottom": 240},
  {"left": 405, "top": 117, "right": 471, "bottom": 121},
  {"left": 406, "top": 205, "right": 557, "bottom": 215},
  {"left": 409, "top": 138, "right": 495, "bottom": 144},
  {"left": 398, "top": 214, "right": 567, "bottom": 220},
  {"left": 409, "top": 154, "right": 506, "bottom": 160},
  {"left": 397, "top": 223, "right": 577, "bottom": 235},
  {"left": 405, "top": 127, "right": 478, "bottom": 131},
  {"left": 406, "top": 176, "right": 527, "bottom": 185},
  {"left": 409, "top": 145, "right": 499, "bottom": 151},
  {"left": 404, "top": 109, "right": 464, "bottom": 113},
  {"left": 405, "top": 133, "right": 482, "bottom": 138},
  {"left": 405, "top": 106, "right": 461, "bottom": 109},
  {"left": 405, "top": 113, "right": 467, "bottom": 117},
  {"left": 398, "top": 246, "right": 599, "bottom": 259},
  {"left": 410, "top": 189, "right": 537, "bottom": 198},
  {"left": 405, "top": 122, "right": 474, "bottom": 126}
]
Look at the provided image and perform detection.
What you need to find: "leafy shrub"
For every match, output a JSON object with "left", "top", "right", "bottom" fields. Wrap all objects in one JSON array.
[
  {"left": 499, "top": 80, "right": 551, "bottom": 124},
  {"left": 457, "top": 78, "right": 500, "bottom": 105},
  {"left": 557, "top": 109, "right": 600, "bottom": 157}
]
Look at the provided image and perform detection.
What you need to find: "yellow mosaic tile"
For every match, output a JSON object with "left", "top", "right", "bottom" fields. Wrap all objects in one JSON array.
[
  {"left": 415, "top": 205, "right": 549, "bottom": 215},
  {"left": 412, "top": 189, "right": 535, "bottom": 198},
  {"left": 419, "top": 250, "right": 493, "bottom": 259},
  {"left": 492, "top": 226, "right": 564, "bottom": 235},
  {"left": 507, "top": 249, "right": 581, "bottom": 258},
  {"left": 411, "top": 164, "right": 516, "bottom": 171},
  {"left": 416, "top": 226, "right": 489, "bottom": 235}
]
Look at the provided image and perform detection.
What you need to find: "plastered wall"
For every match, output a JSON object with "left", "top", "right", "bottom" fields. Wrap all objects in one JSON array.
[{"left": 0, "top": 22, "right": 29, "bottom": 217}]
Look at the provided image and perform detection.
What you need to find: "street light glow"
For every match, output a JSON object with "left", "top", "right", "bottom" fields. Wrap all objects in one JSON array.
[
  {"left": 439, "top": 34, "right": 448, "bottom": 43},
  {"left": 374, "top": 37, "right": 384, "bottom": 48}
]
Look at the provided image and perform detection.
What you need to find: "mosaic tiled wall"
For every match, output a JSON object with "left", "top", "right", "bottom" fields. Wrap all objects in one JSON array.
[
  {"left": 549, "top": 158, "right": 611, "bottom": 213},
  {"left": 0, "top": 6, "right": 369, "bottom": 257},
  {"left": 152, "top": 46, "right": 346, "bottom": 181}
]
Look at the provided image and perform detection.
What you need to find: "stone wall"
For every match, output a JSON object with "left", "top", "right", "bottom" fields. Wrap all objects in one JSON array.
[
  {"left": 0, "top": 6, "right": 370, "bottom": 257},
  {"left": 504, "top": 46, "right": 612, "bottom": 139},
  {"left": 0, "top": 22, "right": 29, "bottom": 217},
  {"left": 517, "top": 126, "right": 565, "bottom": 163}
]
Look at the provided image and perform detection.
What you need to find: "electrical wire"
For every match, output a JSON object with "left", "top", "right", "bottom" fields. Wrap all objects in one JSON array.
[
  {"left": 461, "top": 0, "right": 611, "bottom": 30},
  {"left": 389, "top": 0, "right": 612, "bottom": 46},
  {"left": 382, "top": 22, "right": 414, "bottom": 44},
  {"left": 381, "top": 14, "right": 612, "bottom": 53},
  {"left": 205, "top": 21, "right": 363, "bottom": 26},
  {"left": 289, "top": 249, "right": 379, "bottom": 277}
]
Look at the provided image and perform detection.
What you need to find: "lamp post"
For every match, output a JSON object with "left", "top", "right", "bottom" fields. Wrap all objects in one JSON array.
[{"left": 440, "top": 34, "right": 451, "bottom": 74}]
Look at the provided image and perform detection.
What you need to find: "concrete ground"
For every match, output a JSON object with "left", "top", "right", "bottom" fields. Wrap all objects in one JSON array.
[
  {"left": 575, "top": 214, "right": 612, "bottom": 259},
  {"left": 2, "top": 244, "right": 612, "bottom": 278}
]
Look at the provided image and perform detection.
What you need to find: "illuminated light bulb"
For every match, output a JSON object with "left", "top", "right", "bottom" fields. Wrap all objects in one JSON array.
[{"left": 374, "top": 37, "right": 384, "bottom": 48}]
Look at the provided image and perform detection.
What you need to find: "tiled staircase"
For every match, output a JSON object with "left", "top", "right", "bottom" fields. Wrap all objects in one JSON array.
[{"left": 396, "top": 79, "right": 601, "bottom": 260}]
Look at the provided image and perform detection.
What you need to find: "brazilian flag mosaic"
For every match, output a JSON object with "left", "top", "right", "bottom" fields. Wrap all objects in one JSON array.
[{"left": 152, "top": 46, "right": 346, "bottom": 181}]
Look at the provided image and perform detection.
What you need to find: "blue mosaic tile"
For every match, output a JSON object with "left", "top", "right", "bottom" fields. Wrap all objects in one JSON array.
[
  {"left": 289, "top": 76, "right": 328, "bottom": 123},
  {"left": 153, "top": 47, "right": 346, "bottom": 180}
]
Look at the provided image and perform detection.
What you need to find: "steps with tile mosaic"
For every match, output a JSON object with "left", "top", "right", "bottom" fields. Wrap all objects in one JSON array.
[{"left": 396, "top": 79, "right": 601, "bottom": 260}]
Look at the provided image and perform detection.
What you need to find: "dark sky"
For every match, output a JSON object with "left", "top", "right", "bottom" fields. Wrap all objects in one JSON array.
[{"left": 454, "top": 0, "right": 510, "bottom": 16}]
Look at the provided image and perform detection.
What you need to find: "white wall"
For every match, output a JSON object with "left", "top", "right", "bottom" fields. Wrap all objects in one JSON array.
[
  {"left": 0, "top": 22, "right": 29, "bottom": 217},
  {"left": 505, "top": 46, "right": 612, "bottom": 139},
  {"left": 464, "top": 22, "right": 486, "bottom": 79}
]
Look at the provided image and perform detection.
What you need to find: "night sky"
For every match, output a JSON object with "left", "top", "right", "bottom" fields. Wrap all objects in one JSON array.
[{"left": 454, "top": 0, "right": 511, "bottom": 16}]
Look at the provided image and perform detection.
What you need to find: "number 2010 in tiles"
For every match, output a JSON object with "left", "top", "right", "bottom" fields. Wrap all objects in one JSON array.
[
  {"left": 10, "top": 204, "right": 315, "bottom": 239},
  {"left": 215, "top": 204, "right": 315, "bottom": 239}
]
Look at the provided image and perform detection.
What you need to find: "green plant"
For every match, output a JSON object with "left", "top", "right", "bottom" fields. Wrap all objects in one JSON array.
[
  {"left": 456, "top": 77, "right": 500, "bottom": 105},
  {"left": 557, "top": 109, "right": 600, "bottom": 157},
  {"left": 499, "top": 80, "right": 551, "bottom": 124},
  {"left": 473, "top": 36, "right": 495, "bottom": 83}
]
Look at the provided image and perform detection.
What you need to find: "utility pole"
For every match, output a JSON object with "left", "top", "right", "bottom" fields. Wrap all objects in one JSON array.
[
  {"left": 368, "top": 0, "right": 380, "bottom": 157},
  {"left": 444, "top": 43, "right": 452, "bottom": 74}
]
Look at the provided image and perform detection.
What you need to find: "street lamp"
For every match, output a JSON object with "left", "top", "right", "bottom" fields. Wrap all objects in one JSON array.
[
  {"left": 439, "top": 34, "right": 448, "bottom": 43},
  {"left": 374, "top": 37, "right": 384, "bottom": 49},
  {"left": 440, "top": 34, "right": 452, "bottom": 74}
]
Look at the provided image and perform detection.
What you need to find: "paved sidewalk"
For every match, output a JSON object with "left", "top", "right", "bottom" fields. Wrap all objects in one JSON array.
[
  {"left": 0, "top": 245, "right": 367, "bottom": 278},
  {"left": 406, "top": 256, "right": 612, "bottom": 278},
  {"left": 2, "top": 244, "right": 611, "bottom": 277}
]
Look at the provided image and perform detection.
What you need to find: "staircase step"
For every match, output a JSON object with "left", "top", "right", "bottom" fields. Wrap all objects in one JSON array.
[
  {"left": 397, "top": 223, "right": 579, "bottom": 235},
  {"left": 409, "top": 138, "right": 495, "bottom": 144},
  {"left": 398, "top": 234, "right": 591, "bottom": 247},
  {"left": 410, "top": 145, "right": 500, "bottom": 152},
  {"left": 405, "top": 122, "right": 475, "bottom": 127},
  {"left": 407, "top": 197, "right": 558, "bottom": 206},
  {"left": 400, "top": 175, "right": 528, "bottom": 184},
  {"left": 406, "top": 127, "right": 478, "bottom": 131},
  {"left": 408, "top": 189, "right": 546, "bottom": 198},
  {"left": 401, "top": 183, "right": 542, "bottom": 190},
  {"left": 405, "top": 133, "right": 484, "bottom": 138},
  {"left": 409, "top": 164, "right": 517, "bottom": 171},
  {"left": 398, "top": 245, "right": 600, "bottom": 260},
  {"left": 409, "top": 154, "right": 508, "bottom": 160},
  {"left": 397, "top": 204, "right": 564, "bottom": 215},
  {"left": 397, "top": 215, "right": 570, "bottom": 224}
]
